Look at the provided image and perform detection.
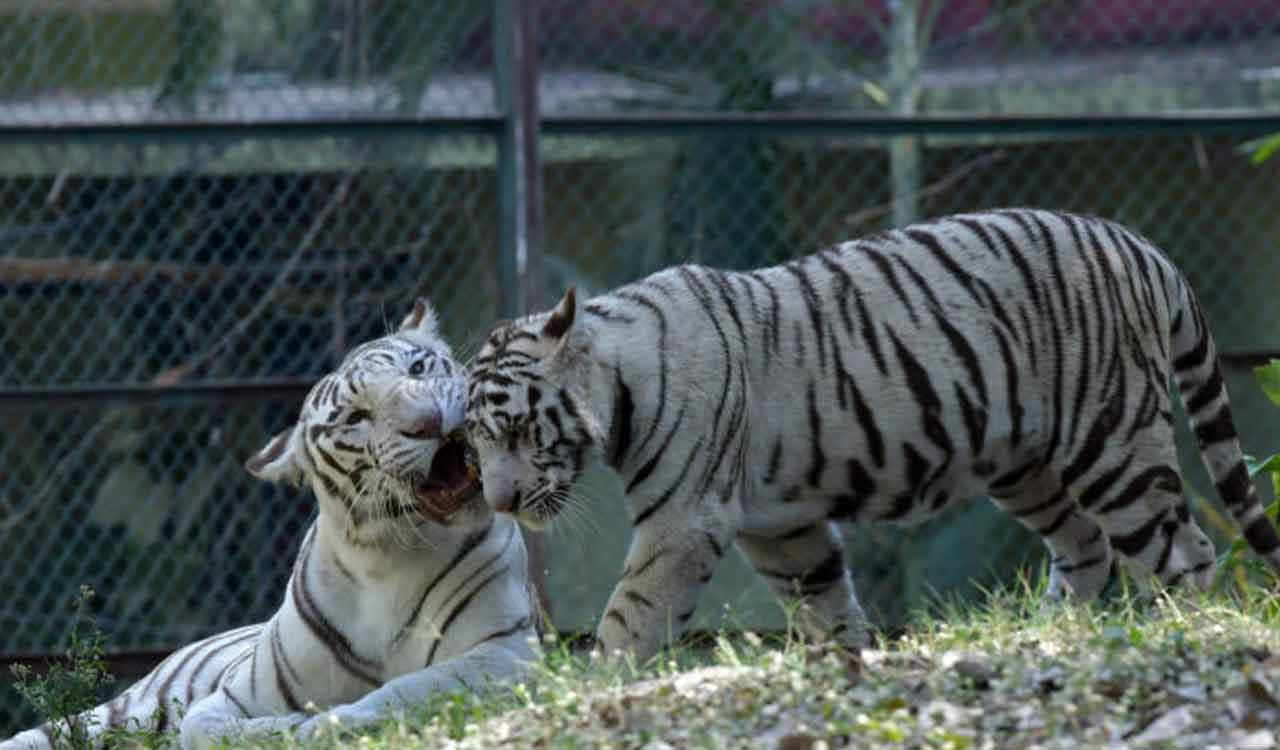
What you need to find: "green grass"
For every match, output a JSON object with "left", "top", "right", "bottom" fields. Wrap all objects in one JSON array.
[
  {"left": 23, "top": 570, "right": 1278, "bottom": 749},
  {"left": 186, "top": 575, "right": 1276, "bottom": 750}
]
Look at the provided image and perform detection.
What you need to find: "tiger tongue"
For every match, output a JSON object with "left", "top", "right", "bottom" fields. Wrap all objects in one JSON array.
[{"left": 413, "top": 467, "right": 478, "bottom": 518}]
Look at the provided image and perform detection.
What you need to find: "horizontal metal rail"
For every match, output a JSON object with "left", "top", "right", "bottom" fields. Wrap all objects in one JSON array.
[
  {"left": 541, "top": 111, "right": 1280, "bottom": 137},
  {"left": 0, "top": 350, "right": 1274, "bottom": 412},
  {"left": 0, "top": 112, "right": 1277, "bottom": 143},
  {"left": 0, "top": 116, "right": 503, "bottom": 143},
  {"left": 0, "top": 378, "right": 316, "bottom": 413}
]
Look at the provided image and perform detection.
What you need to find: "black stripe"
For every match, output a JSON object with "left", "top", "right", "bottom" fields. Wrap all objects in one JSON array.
[
  {"left": 747, "top": 271, "right": 783, "bottom": 363},
  {"left": 469, "top": 615, "right": 536, "bottom": 650},
  {"left": 1185, "top": 365, "right": 1224, "bottom": 415},
  {"left": 634, "top": 437, "right": 705, "bottom": 526},
  {"left": 988, "top": 221, "right": 1044, "bottom": 314},
  {"left": 425, "top": 566, "right": 510, "bottom": 666},
  {"left": 1036, "top": 504, "right": 1076, "bottom": 537},
  {"left": 846, "top": 376, "right": 886, "bottom": 468},
  {"left": 949, "top": 214, "right": 1003, "bottom": 259},
  {"left": 184, "top": 625, "right": 261, "bottom": 707},
  {"left": 626, "top": 546, "right": 673, "bottom": 579},
  {"left": 270, "top": 623, "right": 303, "bottom": 712},
  {"left": 1023, "top": 211, "right": 1074, "bottom": 332},
  {"left": 893, "top": 256, "right": 947, "bottom": 316},
  {"left": 708, "top": 269, "right": 749, "bottom": 350},
  {"left": 850, "top": 280, "right": 888, "bottom": 376},
  {"left": 395, "top": 520, "right": 495, "bottom": 645},
  {"left": 884, "top": 442, "right": 930, "bottom": 520},
  {"left": 703, "top": 531, "right": 725, "bottom": 558},
  {"left": 1194, "top": 406, "right": 1237, "bottom": 447},
  {"left": 1244, "top": 516, "right": 1280, "bottom": 555},
  {"left": 604, "top": 608, "right": 631, "bottom": 635},
  {"left": 608, "top": 367, "right": 635, "bottom": 468},
  {"left": 1111, "top": 512, "right": 1167, "bottom": 556},
  {"left": 833, "top": 458, "right": 876, "bottom": 519},
  {"left": 1077, "top": 455, "right": 1135, "bottom": 510},
  {"left": 816, "top": 250, "right": 856, "bottom": 336},
  {"left": 889, "top": 329, "right": 953, "bottom": 492},
  {"left": 292, "top": 550, "right": 381, "bottom": 686},
  {"left": 678, "top": 267, "right": 735, "bottom": 447},
  {"left": 1095, "top": 466, "right": 1181, "bottom": 516},
  {"left": 1039, "top": 282, "right": 1067, "bottom": 470},
  {"left": 697, "top": 363, "right": 748, "bottom": 495},
  {"left": 1214, "top": 461, "right": 1252, "bottom": 509},
  {"left": 627, "top": 405, "right": 687, "bottom": 494},
  {"left": 1173, "top": 322, "right": 1210, "bottom": 372},
  {"left": 624, "top": 590, "right": 655, "bottom": 609},
  {"left": 584, "top": 302, "right": 635, "bottom": 324},
  {"left": 424, "top": 525, "right": 521, "bottom": 666},
  {"left": 1061, "top": 393, "right": 1124, "bottom": 488},
  {"left": 862, "top": 247, "right": 919, "bottom": 325},
  {"left": 223, "top": 686, "right": 252, "bottom": 718},
  {"left": 904, "top": 227, "right": 983, "bottom": 306},
  {"left": 763, "top": 437, "right": 783, "bottom": 485},
  {"left": 150, "top": 639, "right": 209, "bottom": 734},
  {"left": 775, "top": 523, "right": 817, "bottom": 541},
  {"left": 784, "top": 260, "right": 830, "bottom": 368},
  {"left": 989, "top": 458, "right": 1039, "bottom": 493},
  {"left": 932, "top": 307, "right": 988, "bottom": 410},
  {"left": 1065, "top": 285, "right": 1093, "bottom": 450},
  {"left": 758, "top": 550, "right": 844, "bottom": 596},
  {"left": 1055, "top": 553, "right": 1108, "bottom": 574},
  {"left": 806, "top": 380, "right": 826, "bottom": 487},
  {"left": 612, "top": 290, "right": 671, "bottom": 462},
  {"left": 1012, "top": 488, "right": 1068, "bottom": 519},
  {"left": 991, "top": 325, "right": 1024, "bottom": 448}
]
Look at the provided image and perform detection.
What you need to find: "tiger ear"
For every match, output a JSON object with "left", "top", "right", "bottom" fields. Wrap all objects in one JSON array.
[
  {"left": 398, "top": 298, "right": 439, "bottom": 336},
  {"left": 245, "top": 425, "right": 303, "bottom": 486},
  {"left": 542, "top": 286, "right": 577, "bottom": 340}
]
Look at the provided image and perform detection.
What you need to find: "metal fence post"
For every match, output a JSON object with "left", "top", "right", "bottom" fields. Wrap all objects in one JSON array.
[
  {"left": 495, "top": 0, "right": 551, "bottom": 623},
  {"left": 496, "top": 0, "right": 544, "bottom": 318}
]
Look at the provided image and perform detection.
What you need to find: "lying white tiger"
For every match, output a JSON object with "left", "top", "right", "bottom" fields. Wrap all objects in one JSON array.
[
  {"left": 2, "top": 300, "right": 537, "bottom": 750},
  {"left": 465, "top": 208, "right": 1280, "bottom": 663}
]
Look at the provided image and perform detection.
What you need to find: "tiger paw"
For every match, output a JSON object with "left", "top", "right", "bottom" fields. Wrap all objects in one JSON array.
[{"left": 295, "top": 707, "right": 385, "bottom": 742}]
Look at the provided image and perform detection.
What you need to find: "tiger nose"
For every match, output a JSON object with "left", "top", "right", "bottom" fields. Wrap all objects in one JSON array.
[
  {"left": 399, "top": 404, "right": 442, "bottom": 440},
  {"left": 491, "top": 487, "right": 523, "bottom": 514}
]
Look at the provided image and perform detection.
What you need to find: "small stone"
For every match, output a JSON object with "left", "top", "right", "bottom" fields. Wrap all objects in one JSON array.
[
  {"left": 1227, "top": 729, "right": 1276, "bottom": 749},
  {"left": 1129, "top": 705, "right": 1195, "bottom": 745}
]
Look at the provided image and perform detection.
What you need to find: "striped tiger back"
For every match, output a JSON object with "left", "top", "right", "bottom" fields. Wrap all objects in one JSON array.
[
  {"left": 466, "top": 208, "right": 1280, "bottom": 663},
  {"left": 3, "top": 299, "right": 537, "bottom": 750}
]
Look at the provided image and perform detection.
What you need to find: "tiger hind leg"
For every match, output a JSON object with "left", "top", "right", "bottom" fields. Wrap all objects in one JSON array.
[
  {"left": 992, "top": 473, "right": 1114, "bottom": 601},
  {"left": 1074, "top": 440, "right": 1216, "bottom": 592},
  {"left": 737, "top": 521, "right": 870, "bottom": 648}
]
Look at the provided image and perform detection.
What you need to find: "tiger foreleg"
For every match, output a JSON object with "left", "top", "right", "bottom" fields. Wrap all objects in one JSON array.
[
  {"left": 737, "top": 521, "right": 870, "bottom": 649},
  {"left": 179, "top": 692, "right": 307, "bottom": 750},
  {"left": 597, "top": 519, "right": 736, "bottom": 664},
  {"left": 293, "top": 635, "right": 538, "bottom": 741}
]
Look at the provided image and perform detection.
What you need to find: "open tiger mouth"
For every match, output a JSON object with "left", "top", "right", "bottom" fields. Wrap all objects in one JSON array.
[{"left": 410, "top": 430, "right": 481, "bottom": 520}]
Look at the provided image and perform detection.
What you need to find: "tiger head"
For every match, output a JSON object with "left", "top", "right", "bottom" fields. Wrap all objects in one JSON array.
[
  {"left": 466, "top": 287, "right": 604, "bottom": 529},
  {"left": 246, "top": 299, "right": 486, "bottom": 547}
]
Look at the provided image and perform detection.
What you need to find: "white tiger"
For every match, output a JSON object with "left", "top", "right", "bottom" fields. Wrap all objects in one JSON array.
[
  {"left": 2, "top": 300, "right": 537, "bottom": 750},
  {"left": 465, "top": 208, "right": 1280, "bottom": 663}
]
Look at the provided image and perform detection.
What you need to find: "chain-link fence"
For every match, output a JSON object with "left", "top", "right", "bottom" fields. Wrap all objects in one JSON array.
[{"left": 3, "top": 0, "right": 1280, "bottom": 733}]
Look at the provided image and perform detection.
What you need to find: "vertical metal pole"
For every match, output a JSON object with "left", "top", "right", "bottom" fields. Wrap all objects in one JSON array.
[
  {"left": 496, "top": 0, "right": 544, "bottom": 318},
  {"left": 495, "top": 0, "right": 551, "bottom": 622}
]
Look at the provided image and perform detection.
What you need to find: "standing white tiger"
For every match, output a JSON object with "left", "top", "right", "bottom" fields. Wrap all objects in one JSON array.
[
  {"left": 2, "top": 300, "right": 537, "bottom": 750},
  {"left": 466, "top": 208, "right": 1280, "bottom": 663}
]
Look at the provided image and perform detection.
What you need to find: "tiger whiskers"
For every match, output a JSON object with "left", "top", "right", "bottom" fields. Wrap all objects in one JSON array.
[{"left": 542, "top": 486, "right": 599, "bottom": 542}]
